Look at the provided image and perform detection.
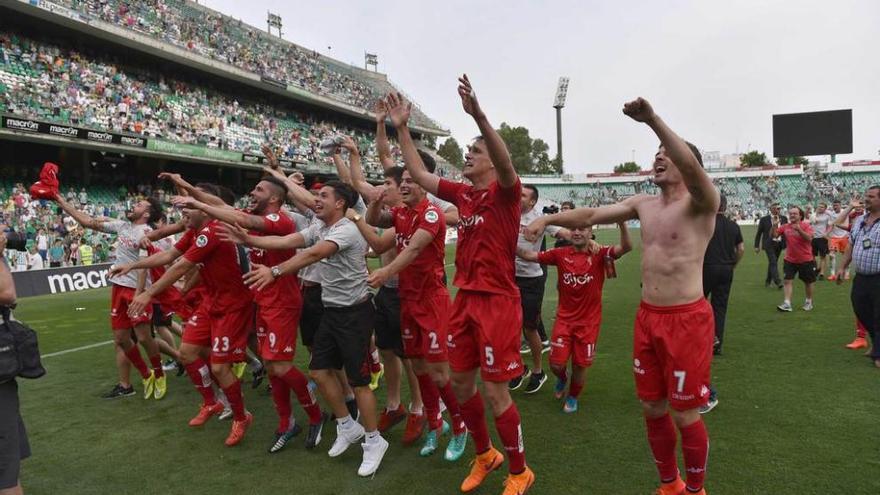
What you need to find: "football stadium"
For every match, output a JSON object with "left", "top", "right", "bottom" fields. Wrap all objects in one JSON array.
[{"left": 1, "top": 1, "right": 879, "bottom": 494}]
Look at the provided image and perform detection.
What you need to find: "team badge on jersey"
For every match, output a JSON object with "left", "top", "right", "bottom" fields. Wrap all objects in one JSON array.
[
  {"left": 196, "top": 234, "right": 208, "bottom": 248},
  {"left": 424, "top": 210, "right": 439, "bottom": 224},
  {"left": 266, "top": 213, "right": 280, "bottom": 221}
]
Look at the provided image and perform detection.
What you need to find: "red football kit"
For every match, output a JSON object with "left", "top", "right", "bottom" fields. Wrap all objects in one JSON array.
[
  {"left": 436, "top": 177, "right": 523, "bottom": 382},
  {"left": 247, "top": 211, "right": 301, "bottom": 362},
  {"left": 538, "top": 245, "right": 614, "bottom": 368},
  {"left": 175, "top": 221, "right": 254, "bottom": 363},
  {"left": 392, "top": 199, "right": 451, "bottom": 362}
]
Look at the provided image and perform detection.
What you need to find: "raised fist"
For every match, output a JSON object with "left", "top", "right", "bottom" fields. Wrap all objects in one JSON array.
[{"left": 623, "top": 97, "right": 656, "bottom": 123}]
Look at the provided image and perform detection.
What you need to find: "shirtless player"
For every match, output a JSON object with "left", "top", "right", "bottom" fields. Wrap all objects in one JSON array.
[{"left": 527, "top": 98, "right": 718, "bottom": 495}]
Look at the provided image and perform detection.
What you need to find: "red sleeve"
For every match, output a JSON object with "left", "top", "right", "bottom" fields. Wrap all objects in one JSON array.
[
  {"left": 537, "top": 248, "right": 560, "bottom": 266},
  {"left": 261, "top": 212, "right": 295, "bottom": 236},
  {"left": 416, "top": 205, "right": 443, "bottom": 238},
  {"left": 495, "top": 177, "right": 522, "bottom": 205},
  {"left": 601, "top": 245, "right": 617, "bottom": 259},
  {"left": 183, "top": 227, "right": 219, "bottom": 264},
  {"left": 775, "top": 225, "right": 785, "bottom": 236},
  {"left": 174, "top": 230, "right": 194, "bottom": 252},
  {"left": 436, "top": 178, "right": 467, "bottom": 205}
]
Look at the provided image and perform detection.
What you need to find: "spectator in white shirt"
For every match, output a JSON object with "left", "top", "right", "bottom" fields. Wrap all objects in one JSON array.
[{"left": 27, "top": 245, "right": 44, "bottom": 270}]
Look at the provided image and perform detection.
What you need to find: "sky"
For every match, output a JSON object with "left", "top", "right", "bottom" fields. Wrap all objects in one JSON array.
[{"left": 203, "top": 0, "right": 880, "bottom": 173}]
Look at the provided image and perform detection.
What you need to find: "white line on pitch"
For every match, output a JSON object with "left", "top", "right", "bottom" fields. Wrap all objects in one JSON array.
[{"left": 42, "top": 340, "right": 114, "bottom": 358}]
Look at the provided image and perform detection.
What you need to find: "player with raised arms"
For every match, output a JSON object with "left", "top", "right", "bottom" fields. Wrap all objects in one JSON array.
[
  {"left": 526, "top": 98, "right": 718, "bottom": 495},
  {"left": 387, "top": 75, "right": 535, "bottom": 495}
]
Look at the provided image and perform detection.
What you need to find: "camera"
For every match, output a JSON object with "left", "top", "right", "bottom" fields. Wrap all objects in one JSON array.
[
  {"left": 3, "top": 229, "right": 27, "bottom": 252},
  {"left": 542, "top": 204, "right": 559, "bottom": 215}
]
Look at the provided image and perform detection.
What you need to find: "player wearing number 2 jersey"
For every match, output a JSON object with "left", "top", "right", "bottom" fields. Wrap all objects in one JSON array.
[
  {"left": 387, "top": 76, "right": 535, "bottom": 495},
  {"left": 358, "top": 167, "right": 469, "bottom": 463},
  {"left": 527, "top": 98, "right": 718, "bottom": 495},
  {"left": 112, "top": 185, "right": 256, "bottom": 448},
  {"left": 180, "top": 175, "right": 326, "bottom": 453},
  {"left": 518, "top": 223, "right": 631, "bottom": 413}
]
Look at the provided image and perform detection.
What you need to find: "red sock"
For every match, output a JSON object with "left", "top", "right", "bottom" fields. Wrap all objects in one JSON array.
[
  {"left": 551, "top": 366, "right": 568, "bottom": 383},
  {"left": 460, "top": 391, "right": 491, "bottom": 453},
  {"left": 149, "top": 354, "right": 164, "bottom": 378},
  {"left": 184, "top": 359, "right": 215, "bottom": 405},
  {"left": 416, "top": 373, "right": 442, "bottom": 431},
  {"left": 680, "top": 419, "right": 709, "bottom": 491},
  {"left": 495, "top": 403, "right": 526, "bottom": 474},
  {"left": 857, "top": 319, "right": 867, "bottom": 338},
  {"left": 124, "top": 346, "right": 150, "bottom": 379},
  {"left": 269, "top": 376, "right": 291, "bottom": 432},
  {"left": 370, "top": 348, "right": 382, "bottom": 374},
  {"left": 568, "top": 380, "right": 584, "bottom": 399},
  {"left": 645, "top": 414, "right": 679, "bottom": 482},
  {"left": 281, "top": 367, "right": 323, "bottom": 425},
  {"left": 221, "top": 380, "right": 246, "bottom": 422},
  {"left": 437, "top": 381, "right": 466, "bottom": 434}
]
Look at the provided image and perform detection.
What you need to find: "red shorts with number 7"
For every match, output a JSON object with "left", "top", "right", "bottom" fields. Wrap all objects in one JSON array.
[
  {"left": 632, "top": 299, "right": 714, "bottom": 411},
  {"left": 447, "top": 290, "right": 524, "bottom": 382}
]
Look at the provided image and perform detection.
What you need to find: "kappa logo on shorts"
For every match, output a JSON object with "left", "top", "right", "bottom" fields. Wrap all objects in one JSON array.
[
  {"left": 505, "top": 361, "right": 520, "bottom": 371},
  {"left": 700, "top": 385, "right": 709, "bottom": 397},
  {"left": 283, "top": 346, "right": 294, "bottom": 353},
  {"left": 233, "top": 348, "right": 244, "bottom": 355},
  {"left": 195, "top": 234, "right": 209, "bottom": 248},
  {"left": 446, "top": 335, "right": 455, "bottom": 348}
]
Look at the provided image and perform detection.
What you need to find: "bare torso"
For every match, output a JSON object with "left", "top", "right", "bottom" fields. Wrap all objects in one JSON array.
[{"left": 633, "top": 192, "right": 716, "bottom": 306}]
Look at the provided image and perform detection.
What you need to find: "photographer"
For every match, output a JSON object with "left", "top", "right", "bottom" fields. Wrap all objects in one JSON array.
[{"left": 1, "top": 230, "right": 30, "bottom": 495}]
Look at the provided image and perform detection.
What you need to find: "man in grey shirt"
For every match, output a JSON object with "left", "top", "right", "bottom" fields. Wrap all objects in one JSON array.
[{"left": 236, "top": 181, "right": 389, "bottom": 478}]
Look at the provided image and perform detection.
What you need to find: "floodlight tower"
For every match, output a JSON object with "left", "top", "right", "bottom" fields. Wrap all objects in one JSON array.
[
  {"left": 267, "top": 12, "right": 283, "bottom": 37},
  {"left": 553, "top": 77, "right": 570, "bottom": 172}
]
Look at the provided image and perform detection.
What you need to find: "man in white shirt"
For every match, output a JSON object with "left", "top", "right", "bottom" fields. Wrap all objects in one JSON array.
[
  {"left": 810, "top": 202, "right": 833, "bottom": 279},
  {"left": 26, "top": 245, "right": 44, "bottom": 270}
]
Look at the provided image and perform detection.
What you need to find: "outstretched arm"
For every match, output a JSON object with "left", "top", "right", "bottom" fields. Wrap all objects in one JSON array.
[
  {"left": 109, "top": 248, "right": 181, "bottom": 278},
  {"left": 158, "top": 172, "right": 227, "bottom": 207},
  {"left": 172, "top": 196, "right": 266, "bottom": 231},
  {"left": 54, "top": 195, "right": 108, "bottom": 232},
  {"left": 385, "top": 92, "right": 439, "bottom": 196},
  {"left": 218, "top": 223, "right": 306, "bottom": 250},
  {"left": 515, "top": 246, "right": 539, "bottom": 263},
  {"left": 262, "top": 165, "right": 317, "bottom": 213},
  {"left": 145, "top": 220, "right": 187, "bottom": 242},
  {"left": 128, "top": 259, "right": 193, "bottom": 316},
  {"left": 524, "top": 196, "right": 641, "bottom": 241},
  {"left": 458, "top": 74, "right": 517, "bottom": 188},
  {"left": 243, "top": 241, "right": 338, "bottom": 291},
  {"left": 623, "top": 98, "right": 719, "bottom": 213},
  {"left": 331, "top": 151, "right": 353, "bottom": 185},
  {"left": 364, "top": 192, "right": 393, "bottom": 228}
]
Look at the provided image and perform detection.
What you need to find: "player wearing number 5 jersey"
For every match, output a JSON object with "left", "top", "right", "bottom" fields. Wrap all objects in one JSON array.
[
  {"left": 356, "top": 167, "right": 468, "bottom": 462},
  {"left": 527, "top": 98, "right": 718, "bottom": 495},
  {"left": 174, "top": 175, "right": 325, "bottom": 454},
  {"left": 518, "top": 223, "right": 631, "bottom": 414},
  {"left": 386, "top": 76, "right": 534, "bottom": 495},
  {"left": 110, "top": 188, "right": 256, "bottom": 448}
]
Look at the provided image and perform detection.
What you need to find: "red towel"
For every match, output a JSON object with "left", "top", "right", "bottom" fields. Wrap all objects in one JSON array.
[{"left": 29, "top": 162, "right": 60, "bottom": 200}]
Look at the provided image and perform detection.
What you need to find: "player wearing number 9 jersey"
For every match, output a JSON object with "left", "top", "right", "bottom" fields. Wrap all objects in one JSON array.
[
  {"left": 179, "top": 176, "right": 326, "bottom": 453},
  {"left": 386, "top": 75, "right": 535, "bottom": 495}
]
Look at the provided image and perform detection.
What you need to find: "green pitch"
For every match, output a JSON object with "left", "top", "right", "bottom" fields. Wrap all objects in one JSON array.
[{"left": 14, "top": 226, "right": 880, "bottom": 494}]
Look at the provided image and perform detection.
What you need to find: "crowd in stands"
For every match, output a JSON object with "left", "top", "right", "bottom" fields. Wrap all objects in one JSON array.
[{"left": 49, "top": 0, "right": 440, "bottom": 129}]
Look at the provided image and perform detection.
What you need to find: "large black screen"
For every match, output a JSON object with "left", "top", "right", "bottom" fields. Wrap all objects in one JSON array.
[{"left": 772, "top": 109, "right": 852, "bottom": 157}]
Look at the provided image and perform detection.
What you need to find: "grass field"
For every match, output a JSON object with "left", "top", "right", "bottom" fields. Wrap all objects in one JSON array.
[{"left": 13, "top": 225, "right": 880, "bottom": 494}]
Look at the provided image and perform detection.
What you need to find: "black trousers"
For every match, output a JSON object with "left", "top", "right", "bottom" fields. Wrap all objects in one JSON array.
[
  {"left": 703, "top": 264, "right": 734, "bottom": 351},
  {"left": 764, "top": 243, "right": 783, "bottom": 285},
  {"left": 851, "top": 273, "right": 880, "bottom": 360}
]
